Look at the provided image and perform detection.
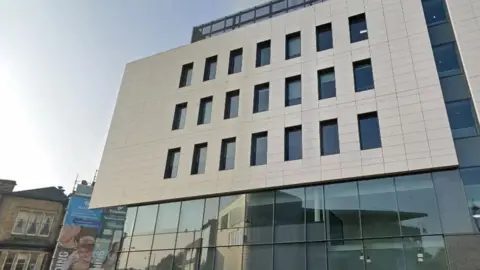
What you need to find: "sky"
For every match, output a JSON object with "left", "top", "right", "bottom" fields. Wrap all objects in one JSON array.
[{"left": 0, "top": 0, "right": 268, "bottom": 192}]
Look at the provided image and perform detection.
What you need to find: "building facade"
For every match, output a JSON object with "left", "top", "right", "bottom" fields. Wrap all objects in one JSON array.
[
  {"left": 0, "top": 181, "right": 68, "bottom": 269},
  {"left": 91, "top": 0, "right": 480, "bottom": 269}
]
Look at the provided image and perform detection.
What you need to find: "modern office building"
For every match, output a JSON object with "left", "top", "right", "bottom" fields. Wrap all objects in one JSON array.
[{"left": 91, "top": 0, "right": 480, "bottom": 269}]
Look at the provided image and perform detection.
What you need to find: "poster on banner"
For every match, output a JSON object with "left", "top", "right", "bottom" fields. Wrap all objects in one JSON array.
[
  {"left": 65, "top": 196, "right": 103, "bottom": 228},
  {"left": 51, "top": 225, "right": 97, "bottom": 270}
]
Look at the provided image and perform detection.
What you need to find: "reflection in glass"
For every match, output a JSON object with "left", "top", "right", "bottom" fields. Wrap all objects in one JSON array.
[
  {"left": 395, "top": 174, "right": 442, "bottom": 236},
  {"left": 156, "top": 202, "right": 181, "bottom": 234},
  {"left": 130, "top": 235, "right": 153, "bottom": 251},
  {"left": 173, "top": 248, "right": 202, "bottom": 270},
  {"left": 217, "top": 195, "right": 245, "bottom": 246},
  {"left": 286, "top": 32, "right": 301, "bottom": 59},
  {"left": 152, "top": 233, "right": 177, "bottom": 250},
  {"left": 433, "top": 43, "right": 461, "bottom": 77},
  {"left": 200, "top": 248, "right": 216, "bottom": 270},
  {"left": 275, "top": 188, "right": 305, "bottom": 242},
  {"left": 133, "top": 205, "right": 158, "bottom": 235},
  {"left": 446, "top": 100, "right": 478, "bottom": 138},
  {"left": 306, "top": 186, "right": 325, "bottom": 241},
  {"left": 245, "top": 192, "right": 274, "bottom": 244},
  {"left": 214, "top": 247, "right": 242, "bottom": 270},
  {"left": 328, "top": 240, "right": 364, "bottom": 270},
  {"left": 364, "top": 238, "right": 405, "bottom": 270},
  {"left": 243, "top": 245, "right": 273, "bottom": 270},
  {"left": 307, "top": 242, "right": 327, "bottom": 270},
  {"left": 422, "top": 0, "right": 447, "bottom": 25},
  {"left": 354, "top": 60, "right": 374, "bottom": 92},
  {"left": 274, "top": 243, "right": 305, "bottom": 270},
  {"left": 202, "top": 198, "right": 220, "bottom": 247},
  {"left": 124, "top": 207, "right": 137, "bottom": 237},
  {"left": 122, "top": 237, "right": 132, "bottom": 252},
  {"left": 177, "top": 199, "right": 205, "bottom": 249},
  {"left": 403, "top": 236, "right": 448, "bottom": 270},
  {"left": 359, "top": 178, "right": 401, "bottom": 238},
  {"left": 460, "top": 168, "right": 480, "bottom": 232},
  {"left": 325, "top": 182, "right": 361, "bottom": 240},
  {"left": 126, "top": 251, "right": 150, "bottom": 270},
  {"left": 149, "top": 250, "right": 175, "bottom": 270},
  {"left": 117, "top": 252, "right": 128, "bottom": 270}
]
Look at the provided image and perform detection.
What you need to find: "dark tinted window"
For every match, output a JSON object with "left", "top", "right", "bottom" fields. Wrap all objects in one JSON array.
[
  {"left": 274, "top": 243, "right": 305, "bottom": 270},
  {"left": 214, "top": 247, "right": 242, "bottom": 270},
  {"left": 349, "top": 13, "right": 368, "bottom": 43},
  {"left": 428, "top": 22, "right": 455, "bottom": 46},
  {"left": 422, "top": 0, "right": 447, "bottom": 26},
  {"left": 307, "top": 243, "right": 327, "bottom": 270},
  {"left": 446, "top": 100, "right": 478, "bottom": 138},
  {"left": 285, "top": 125, "right": 302, "bottom": 161},
  {"left": 202, "top": 198, "right": 219, "bottom": 247},
  {"left": 325, "top": 182, "right": 361, "bottom": 240},
  {"left": 251, "top": 132, "right": 268, "bottom": 166},
  {"left": 403, "top": 236, "right": 448, "bottom": 270},
  {"left": 327, "top": 241, "right": 364, "bottom": 270},
  {"left": 433, "top": 43, "right": 461, "bottom": 77},
  {"left": 176, "top": 199, "right": 205, "bottom": 249},
  {"left": 395, "top": 174, "right": 442, "bottom": 235},
  {"left": 364, "top": 238, "right": 406, "bottom": 270},
  {"left": 228, "top": 48, "right": 243, "bottom": 74},
  {"left": 254, "top": 83, "right": 269, "bottom": 113},
  {"left": 257, "top": 40, "right": 271, "bottom": 67},
  {"left": 285, "top": 75, "right": 302, "bottom": 106},
  {"left": 133, "top": 205, "right": 158, "bottom": 235},
  {"left": 358, "top": 112, "right": 381, "bottom": 150},
  {"left": 455, "top": 137, "right": 480, "bottom": 168},
  {"left": 179, "top": 62, "right": 194, "bottom": 87},
  {"left": 244, "top": 245, "right": 273, "bottom": 270},
  {"left": 354, "top": 59, "right": 374, "bottom": 92},
  {"left": 318, "top": 68, "right": 336, "bottom": 99},
  {"left": 127, "top": 251, "right": 151, "bottom": 270},
  {"left": 204, "top": 55, "right": 217, "bottom": 81},
  {"left": 440, "top": 74, "right": 470, "bottom": 102},
  {"left": 191, "top": 143, "right": 208, "bottom": 175},
  {"left": 220, "top": 137, "right": 236, "bottom": 170},
  {"left": 320, "top": 119, "right": 339, "bottom": 156},
  {"left": 172, "top": 103, "right": 187, "bottom": 130},
  {"left": 275, "top": 188, "right": 306, "bottom": 242},
  {"left": 164, "top": 148, "right": 181, "bottom": 179},
  {"left": 286, "top": 32, "right": 301, "bottom": 59},
  {"left": 316, "top": 23, "right": 333, "bottom": 51},
  {"left": 245, "top": 192, "right": 274, "bottom": 244},
  {"left": 224, "top": 90, "right": 240, "bottom": 119},
  {"left": 198, "top": 96, "right": 213, "bottom": 125},
  {"left": 306, "top": 186, "right": 326, "bottom": 241},
  {"left": 460, "top": 168, "right": 480, "bottom": 232}
]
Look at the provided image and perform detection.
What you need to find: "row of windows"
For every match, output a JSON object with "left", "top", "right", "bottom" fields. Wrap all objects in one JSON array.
[
  {"left": 179, "top": 13, "right": 368, "bottom": 87},
  {"left": 172, "top": 60, "right": 374, "bottom": 130},
  {"left": 165, "top": 112, "right": 380, "bottom": 178}
]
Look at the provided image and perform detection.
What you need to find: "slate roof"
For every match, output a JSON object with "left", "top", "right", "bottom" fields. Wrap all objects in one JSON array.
[{"left": 10, "top": 187, "right": 68, "bottom": 203}]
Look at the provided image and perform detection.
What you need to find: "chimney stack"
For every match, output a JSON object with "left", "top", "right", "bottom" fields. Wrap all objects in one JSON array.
[{"left": 0, "top": 179, "right": 17, "bottom": 193}]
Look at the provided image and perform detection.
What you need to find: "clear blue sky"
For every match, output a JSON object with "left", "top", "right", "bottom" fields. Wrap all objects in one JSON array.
[{"left": 0, "top": 0, "right": 267, "bottom": 191}]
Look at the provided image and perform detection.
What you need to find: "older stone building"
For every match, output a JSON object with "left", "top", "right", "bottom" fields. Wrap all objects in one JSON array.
[{"left": 0, "top": 180, "right": 67, "bottom": 269}]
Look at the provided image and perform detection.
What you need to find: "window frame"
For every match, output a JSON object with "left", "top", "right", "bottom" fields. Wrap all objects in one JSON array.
[
  {"left": 253, "top": 82, "right": 270, "bottom": 113},
  {"left": 198, "top": 96, "right": 213, "bottom": 125},
  {"left": 172, "top": 102, "right": 188, "bottom": 130},
  {"left": 358, "top": 112, "right": 382, "bottom": 150},
  {"left": 285, "top": 75, "right": 302, "bottom": 107},
  {"left": 353, "top": 58, "right": 375, "bottom": 92},
  {"left": 251, "top": 131, "right": 268, "bottom": 166},
  {"left": 316, "top": 23, "right": 333, "bottom": 52},
  {"left": 219, "top": 137, "right": 236, "bottom": 171},
  {"left": 320, "top": 119, "right": 340, "bottom": 156},
  {"left": 256, "top": 40, "right": 271, "bottom": 67},
  {"left": 203, "top": 55, "right": 218, "bottom": 81},
  {"left": 191, "top": 142, "right": 208, "bottom": 175},
  {"left": 349, "top": 13, "right": 368, "bottom": 43},
  {"left": 285, "top": 125, "right": 303, "bottom": 161},
  {"left": 318, "top": 67, "right": 336, "bottom": 100},
  {"left": 224, "top": 90, "right": 240, "bottom": 120},
  {"left": 228, "top": 48, "right": 243, "bottom": 75},
  {"left": 285, "top": 31, "right": 301, "bottom": 60},
  {"left": 164, "top": 147, "right": 181, "bottom": 179},
  {"left": 11, "top": 211, "right": 55, "bottom": 237},
  {"left": 179, "top": 62, "right": 194, "bottom": 88}
]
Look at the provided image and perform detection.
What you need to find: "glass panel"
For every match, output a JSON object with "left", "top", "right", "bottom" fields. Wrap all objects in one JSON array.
[
  {"left": 117, "top": 252, "right": 128, "bottom": 269},
  {"left": 254, "top": 83, "right": 269, "bottom": 113},
  {"left": 359, "top": 113, "right": 381, "bottom": 150},
  {"left": 445, "top": 235, "right": 480, "bottom": 270},
  {"left": 211, "top": 20, "right": 225, "bottom": 32},
  {"left": 422, "top": 0, "right": 447, "bottom": 26},
  {"left": 274, "top": 243, "right": 305, "bottom": 270},
  {"left": 428, "top": 22, "right": 455, "bottom": 46},
  {"left": 446, "top": 100, "right": 478, "bottom": 138},
  {"left": 200, "top": 248, "right": 216, "bottom": 270},
  {"left": 440, "top": 74, "right": 470, "bottom": 102},
  {"left": 275, "top": 188, "right": 306, "bottom": 242},
  {"left": 307, "top": 242, "right": 327, "bottom": 270},
  {"left": 350, "top": 14, "right": 368, "bottom": 43},
  {"left": 455, "top": 137, "right": 480, "bottom": 168},
  {"left": 432, "top": 170, "right": 474, "bottom": 233},
  {"left": 255, "top": 5, "right": 270, "bottom": 18},
  {"left": 364, "top": 238, "right": 405, "bottom": 270},
  {"left": 317, "top": 23, "right": 333, "bottom": 51},
  {"left": 320, "top": 119, "right": 339, "bottom": 156},
  {"left": 224, "top": 91, "right": 239, "bottom": 119},
  {"left": 149, "top": 250, "right": 175, "bottom": 270},
  {"left": 179, "top": 63, "right": 193, "bottom": 88},
  {"left": 285, "top": 126, "right": 302, "bottom": 161},
  {"left": 245, "top": 192, "right": 274, "bottom": 244},
  {"left": 152, "top": 233, "right": 177, "bottom": 250},
  {"left": 172, "top": 103, "right": 187, "bottom": 130},
  {"left": 173, "top": 248, "right": 202, "bottom": 270},
  {"left": 403, "top": 236, "right": 448, "bottom": 270},
  {"left": 165, "top": 148, "right": 181, "bottom": 179},
  {"left": 217, "top": 195, "right": 245, "bottom": 246},
  {"left": 359, "top": 178, "right": 401, "bottom": 238},
  {"left": 130, "top": 235, "right": 153, "bottom": 251},
  {"left": 460, "top": 167, "right": 480, "bottom": 232},
  {"left": 318, "top": 68, "right": 336, "bottom": 100},
  {"left": 204, "top": 56, "right": 217, "bottom": 81},
  {"left": 229, "top": 49, "right": 243, "bottom": 74},
  {"left": 192, "top": 143, "right": 208, "bottom": 175},
  {"left": 12, "top": 211, "right": 29, "bottom": 234},
  {"left": 240, "top": 10, "right": 255, "bottom": 22},
  {"left": 272, "top": 1, "right": 287, "bottom": 12},
  {"left": 395, "top": 174, "right": 442, "bottom": 236},
  {"left": 220, "top": 138, "right": 236, "bottom": 170},
  {"left": 202, "top": 197, "right": 220, "bottom": 247},
  {"left": 325, "top": 182, "right": 361, "bottom": 240},
  {"left": 327, "top": 240, "right": 365, "bottom": 270},
  {"left": 26, "top": 213, "right": 43, "bottom": 235},
  {"left": 126, "top": 251, "right": 150, "bottom": 270},
  {"left": 251, "top": 132, "right": 268, "bottom": 166},
  {"left": 433, "top": 43, "right": 461, "bottom": 77},
  {"left": 243, "top": 245, "right": 273, "bottom": 270},
  {"left": 198, "top": 97, "right": 213, "bottom": 125},
  {"left": 124, "top": 207, "right": 137, "bottom": 237},
  {"left": 177, "top": 199, "right": 205, "bottom": 249},
  {"left": 256, "top": 41, "right": 271, "bottom": 67},
  {"left": 214, "top": 247, "right": 242, "bottom": 270},
  {"left": 4, "top": 253, "right": 15, "bottom": 270},
  {"left": 15, "top": 254, "right": 29, "bottom": 270},
  {"left": 306, "top": 186, "right": 325, "bottom": 241},
  {"left": 285, "top": 75, "right": 302, "bottom": 106},
  {"left": 133, "top": 205, "right": 158, "bottom": 235},
  {"left": 354, "top": 60, "right": 374, "bottom": 92},
  {"left": 225, "top": 17, "right": 234, "bottom": 28},
  {"left": 122, "top": 237, "right": 132, "bottom": 251},
  {"left": 286, "top": 32, "right": 301, "bottom": 59},
  {"left": 156, "top": 202, "right": 181, "bottom": 234}
]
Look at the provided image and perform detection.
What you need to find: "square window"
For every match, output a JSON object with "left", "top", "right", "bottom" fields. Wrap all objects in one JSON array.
[
  {"left": 256, "top": 40, "right": 271, "bottom": 67},
  {"left": 285, "top": 75, "right": 302, "bottom": 106},
  {"left": 286, "top": 32, "right": 301, "bottom": 59},
  {"left": 164, "top": 148, "right": 181, "bottom": 179},
  {"left": 422, "top": 0, "right": 447, "bottom": 26},
  {"left": 220, "top": 137, "right": 236, "bottom": 170},
  {"left": 224, "top": 90, "right": 240, "bottom": 119},
  {"left": 251, "top": 132, "right": 268, "bottom": 166},
  {"left": 191, "top": 143, "right": 208, "bottom": 175},
  {"left": 179, "top": 63, "right": 194, "bottom": 88},
  {"left": 203, "top": 55, "right": 217, "bottom": 81},
  {"left": 353, "top": 59, "right": 374, "bottom": 92},
  {"left": 358, "top": 112, "right": 381, "bottom": 150},
  {"left": 228, "top": 48, "right": 243, "bottom": 74},
  {"left": 433, "top": 43, "right": 461, "bottom": 77},
  {"left": 320, "top": 119, "right": 339, "bottom": 156},
  {"left": 446, "top": 100, "right": 478, "bottom": 138},
  {"left": 198, "top": 96, "right": 213, "bottom": 125},
  {"left": 253, "top": 83, "right": 269, "bottom": 113},
  {"left": 318, "top": 68, "right": 336, "bottom": 99},
  {"left": 285, "top": 125, "right": 302, "bottom": 161},
  {"left": 172, "top": 103, "right": 187, "bottom": 130},
  {"left": 316, "top": 23, "right": 333, "bottom": 51},
  {"left": 349, "top": 14, "right": 368, "bottom": 43}
]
